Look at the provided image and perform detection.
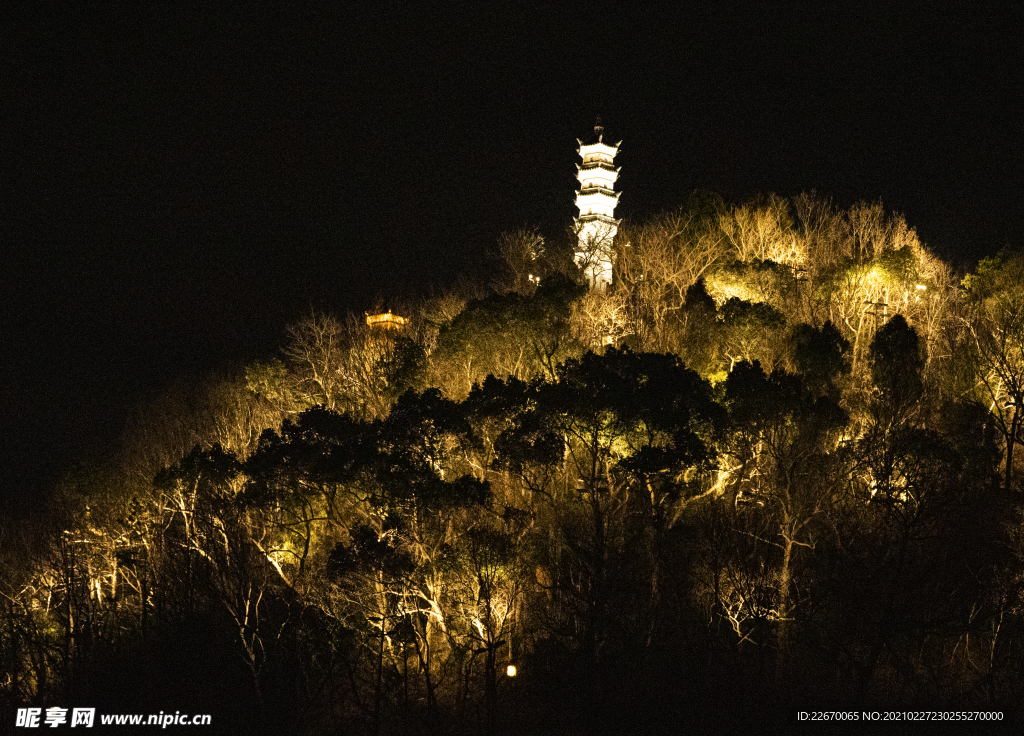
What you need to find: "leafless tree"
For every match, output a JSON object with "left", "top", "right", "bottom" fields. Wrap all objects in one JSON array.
[
  {"left": 616, "top": 208, "right": 728, "bottom": 350},
  {"left": 492, "top": 228, "right": 545, "bottom": 295},
  {"left": 719, "top": 194, "right": 801, "bottom": 267}
]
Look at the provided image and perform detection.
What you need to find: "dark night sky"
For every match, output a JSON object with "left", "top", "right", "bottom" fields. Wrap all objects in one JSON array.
[{"left": 2, "top": 4, "right": 1022, "bottom": 508}]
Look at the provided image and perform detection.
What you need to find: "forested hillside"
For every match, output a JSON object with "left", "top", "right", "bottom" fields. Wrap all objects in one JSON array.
[{"left": 4, "top": 192, "right": 1023, "bottom": 733}]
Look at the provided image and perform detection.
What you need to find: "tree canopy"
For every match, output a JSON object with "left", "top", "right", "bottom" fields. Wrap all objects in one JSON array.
[{"left": 4, "top": 192, "right": 1023, "bottom": 733}]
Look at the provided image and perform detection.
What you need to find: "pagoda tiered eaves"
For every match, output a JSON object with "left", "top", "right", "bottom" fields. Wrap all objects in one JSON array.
[{"left": 573, "top": 120, "right": 621, "bottom": 291}]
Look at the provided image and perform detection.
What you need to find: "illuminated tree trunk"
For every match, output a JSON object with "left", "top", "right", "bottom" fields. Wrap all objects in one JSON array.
[
  {"left": 5, "top": 600, "right": 19, "bottom": 700},
  {"left": 583, "top": 445, "right": 608, "bottom": 666},
  {"left": 373, "top": 616, "right": 385, "bottom": 736},
  {"left": 1006, "top": 400, "right": 1020, "bottom": 493},
  {"left": 776, "top": 519, "right": 795, "bottom": 685},
  {"left": 412, "top": 618, "right": 436, "bottom": 720}
]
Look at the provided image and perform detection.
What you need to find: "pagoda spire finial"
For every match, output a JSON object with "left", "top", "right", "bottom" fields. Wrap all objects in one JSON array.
[{"left": 594, "top": 115, "right": 604, "bottom": 143}]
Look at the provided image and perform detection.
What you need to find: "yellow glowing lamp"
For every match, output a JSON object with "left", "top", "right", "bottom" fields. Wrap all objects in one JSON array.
[{"left": 506, "top": 665, "right": 517, "bottom": 677}]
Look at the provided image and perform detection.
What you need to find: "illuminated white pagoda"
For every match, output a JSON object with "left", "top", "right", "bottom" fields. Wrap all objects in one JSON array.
[{"left": 574, "top": 118, "right": 621, "bottom": 289}]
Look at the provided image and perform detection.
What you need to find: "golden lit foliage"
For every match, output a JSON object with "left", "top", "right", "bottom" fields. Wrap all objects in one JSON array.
[
  {"left": 719, "top": 193, "right": 801, "bottom": 267},
  {"left": 427, "top": 274, "right": 586, "bottom": 397},
  {"left": 615, "top": 198, "right": 729, "bottom": 351},
  {"left": 963, "top": 252, "right": 1024, "bottom": 491},
  {"left": 282, "top": 310, "right": 424, "bottom": 421},
  {"left": 6, "top": 191, "right": 1014, "bottom": 727},
  {"left": 571, "top": 286, "right": 631, "bottom": 350}
]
